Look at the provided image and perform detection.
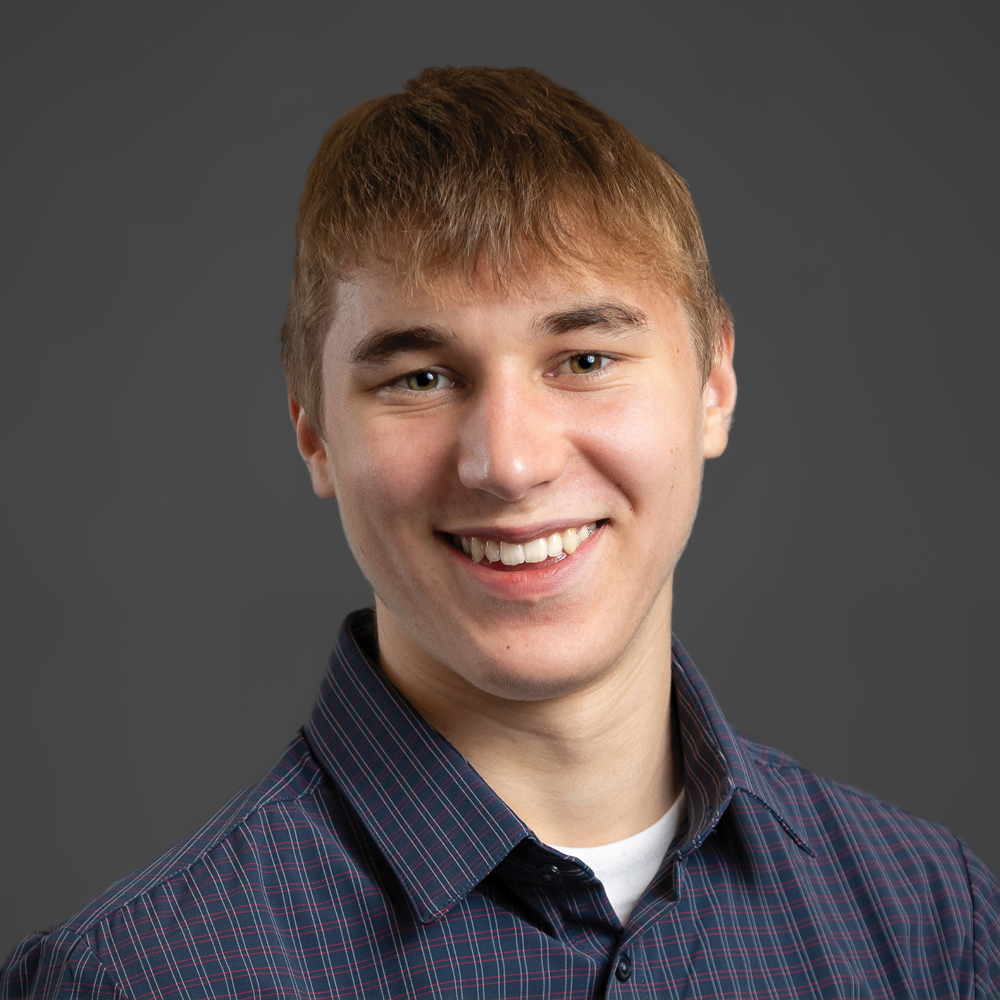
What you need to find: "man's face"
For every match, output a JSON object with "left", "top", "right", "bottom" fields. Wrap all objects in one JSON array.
[{"left": 296, "top": 260, "right": 735, "bottom": 700}]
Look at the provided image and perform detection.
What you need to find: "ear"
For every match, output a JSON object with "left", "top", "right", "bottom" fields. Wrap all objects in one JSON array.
[
  {"left": 702, "top": 323, "right": 737, "bottom": 460},
  {"left": 289, "top": 393, "right": 338, "bottom": 499}
]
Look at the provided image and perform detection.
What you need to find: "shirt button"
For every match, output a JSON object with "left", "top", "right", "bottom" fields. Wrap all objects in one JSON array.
[
  {"left": 615, "top": 952, "right": 633, "bottom": 982},
  {"left": 538, "top": 865, "right": 561, "bottom": 884}
]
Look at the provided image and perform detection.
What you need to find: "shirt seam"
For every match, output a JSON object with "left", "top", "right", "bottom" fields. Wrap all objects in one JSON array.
[
  {"left": 824, "top": 776, "right": 954, "bottom": 830},
  {"left": 67, "top": 940, "right": 133, "bottom": 999}
]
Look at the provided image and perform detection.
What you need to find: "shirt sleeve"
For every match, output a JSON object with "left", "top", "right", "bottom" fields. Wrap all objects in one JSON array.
[
  {"left": 960, "top": 841, "right": 1000, "bottom": 999},
  {"left": 0, "top": 933, "right": 129, "bottom": 1000}
]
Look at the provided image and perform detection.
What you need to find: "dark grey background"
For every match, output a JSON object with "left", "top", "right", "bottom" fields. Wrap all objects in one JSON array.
[{"left": 2, "top": 0, "right": 996, "bottom": 957}]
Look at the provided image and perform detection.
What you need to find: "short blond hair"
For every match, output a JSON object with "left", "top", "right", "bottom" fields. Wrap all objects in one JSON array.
[{"left": 281, "top": 66, "right": 731, "bottom": 430}]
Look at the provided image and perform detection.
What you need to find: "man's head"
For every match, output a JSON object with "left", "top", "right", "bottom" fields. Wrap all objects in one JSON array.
[
  {"left": 281, "top": 66, "right": 731, "bottom": 435},
  {"left": 284, "top": 67, "right": 736, "bottom": 702}
]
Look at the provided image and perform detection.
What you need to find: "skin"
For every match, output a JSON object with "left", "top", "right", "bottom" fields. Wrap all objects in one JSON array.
[{"left": 292, "top": 259, "right": 737, "bottom": 847}]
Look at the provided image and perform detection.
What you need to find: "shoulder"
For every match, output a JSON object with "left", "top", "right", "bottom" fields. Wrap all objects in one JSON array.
[
  {"left": 739, "top": 735, "right": 968, "bottom": 860},
  {"left": 694, "top": 735, "right": 1000, "bottom": 995},
  {"left": 0, "top": 732, "right": 345, "bottom": 999},
  {"left": 70, "top": 732, "right": 330, "bottom": 933},
  {"left": 735, "top": 736, "right": 998, "bottom": 955}
]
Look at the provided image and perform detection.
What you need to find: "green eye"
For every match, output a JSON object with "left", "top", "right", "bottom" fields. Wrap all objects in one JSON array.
[
  {"left": 403, "top": 371, "right": 454, "bottom": 391},
  {"left": 568, "top": 353, "right": 607, "bottom": 374}
]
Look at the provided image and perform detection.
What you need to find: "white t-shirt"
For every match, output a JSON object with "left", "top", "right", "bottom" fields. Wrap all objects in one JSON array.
[{"left": 547, "top": 790, "right": 686, "bottom": 925}]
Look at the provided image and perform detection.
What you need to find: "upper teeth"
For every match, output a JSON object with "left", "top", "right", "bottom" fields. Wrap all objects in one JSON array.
[{"left": 457, "top": 524, "right": 598, "bottom": 565}]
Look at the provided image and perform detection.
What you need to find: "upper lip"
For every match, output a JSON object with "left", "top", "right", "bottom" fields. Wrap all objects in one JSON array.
[{"left": 437, "top": 519, "right": 604, "bottom": 544}]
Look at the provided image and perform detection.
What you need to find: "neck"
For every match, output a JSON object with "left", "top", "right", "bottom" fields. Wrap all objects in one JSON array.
[{"left": 375, "top": 588, "right": 681, "bottom": 847}]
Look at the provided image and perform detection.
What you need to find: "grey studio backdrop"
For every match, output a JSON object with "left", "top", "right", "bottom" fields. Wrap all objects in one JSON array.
[{"left": 1, "top": 0, "right": 997, "bottom": 956}]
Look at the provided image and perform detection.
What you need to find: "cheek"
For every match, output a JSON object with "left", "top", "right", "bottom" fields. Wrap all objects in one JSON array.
[
  {"left": 578, "top": 387, "right": 704, "bottom": 515},
  {"left": 334, "top": 414, "right": 454, "bottom": 534}
]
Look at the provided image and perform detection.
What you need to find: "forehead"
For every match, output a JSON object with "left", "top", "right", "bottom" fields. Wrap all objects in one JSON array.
[{"left": 328, "top": 260, "right": 688, "bottom": 353}]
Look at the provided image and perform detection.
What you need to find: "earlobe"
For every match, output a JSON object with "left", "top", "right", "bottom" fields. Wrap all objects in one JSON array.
[
  {"left": 289, "top": 394, "right": 338, "bottom": 499},
  {"left": 702, "top": 324, "right": 737, "bottom": 460}
]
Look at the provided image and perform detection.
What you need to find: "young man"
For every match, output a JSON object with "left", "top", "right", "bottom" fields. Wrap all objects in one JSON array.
[{"left": 2, "top": 66, "right": 997, "bottom": 999}]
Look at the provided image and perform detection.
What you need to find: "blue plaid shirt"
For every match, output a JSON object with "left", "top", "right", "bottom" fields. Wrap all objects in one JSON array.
[{"left": 3, "top": 610, "right": 998, "bottom": 998}]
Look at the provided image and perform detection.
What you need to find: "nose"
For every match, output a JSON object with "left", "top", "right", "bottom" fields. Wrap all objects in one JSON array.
[{"left": 456, "top": 378, "right": 568, "bottom": 501}]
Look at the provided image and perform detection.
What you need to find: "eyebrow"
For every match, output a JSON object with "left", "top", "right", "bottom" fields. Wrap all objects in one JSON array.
[
  {"left": 348, "top": 301, "right": 649, "bottom": 367},
  {"left": 349, "top": 325, "right": 459, "bottom": 366},
  {"left": 536, "top": 302, "right": 649, "bottom": 337}
]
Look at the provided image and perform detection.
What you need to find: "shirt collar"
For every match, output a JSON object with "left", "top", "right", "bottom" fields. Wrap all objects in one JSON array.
[
  {"left": 304, "top": 610, "right": 530, "bottom": 924},
  {"left": 304, "top": 610, "right": 811, "bottom": 924},
  {"left": 669, "top": 639, "right": 814, "bottom": 858}
]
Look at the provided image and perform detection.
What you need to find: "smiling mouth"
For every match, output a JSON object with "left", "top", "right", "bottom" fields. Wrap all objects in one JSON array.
[{"left": 446, "top": 522, "right": 601, "bottom": 569}]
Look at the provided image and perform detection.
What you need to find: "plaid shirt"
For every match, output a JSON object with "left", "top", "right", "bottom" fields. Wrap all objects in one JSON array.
[{"left": 3, "top": 610, "right": 997, "bottom": 998}]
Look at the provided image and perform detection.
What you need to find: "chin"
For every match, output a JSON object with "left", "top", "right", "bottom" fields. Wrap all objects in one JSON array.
[{"left": 444, "top": 626, "right": 628, "bottom": 702}]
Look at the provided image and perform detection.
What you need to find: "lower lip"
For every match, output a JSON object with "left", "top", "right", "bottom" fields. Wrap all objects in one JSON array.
[{"left": 441, "top": 526, "right": 604, "bottom": 600}]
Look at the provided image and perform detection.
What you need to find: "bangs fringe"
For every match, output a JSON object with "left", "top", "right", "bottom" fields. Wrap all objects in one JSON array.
[{"left": 282, "top": 67, "right": 730, "bottom": 431}]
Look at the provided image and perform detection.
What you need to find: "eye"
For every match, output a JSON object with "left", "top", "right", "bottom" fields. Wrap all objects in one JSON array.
[
  {"left": 557, "top": 353, "right": 613, "bottom": 375},
  {"left": 400, "top": 370, "right": 456, "bottom": 391}
]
